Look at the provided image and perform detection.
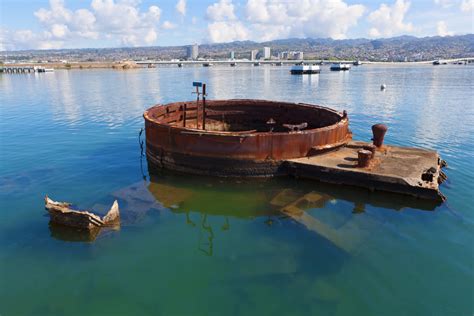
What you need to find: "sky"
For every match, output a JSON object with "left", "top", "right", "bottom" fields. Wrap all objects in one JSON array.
[{"left": 0, "top": 0, "right": 473, "bottom": 51}]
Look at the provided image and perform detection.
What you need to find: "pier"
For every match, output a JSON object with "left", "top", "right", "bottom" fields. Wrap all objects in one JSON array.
[
  {"left": 0, "top": 66, "right": 52, "bottom": 74},
  {"left": 136, "top": 57, "right": 473, "bottom": 67}
]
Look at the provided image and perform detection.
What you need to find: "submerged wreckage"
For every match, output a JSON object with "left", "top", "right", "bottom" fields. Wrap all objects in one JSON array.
[
  {"left": 144, "top": 83, "right": 447, "bottom": 201},
  {"left": 45, "top": 196, "right": 120, "bottom": 230}
]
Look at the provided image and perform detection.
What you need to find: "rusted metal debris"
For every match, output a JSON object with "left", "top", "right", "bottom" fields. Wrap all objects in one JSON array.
[{"left": 45, "top": 196, "right": 120, "bottom": 230}]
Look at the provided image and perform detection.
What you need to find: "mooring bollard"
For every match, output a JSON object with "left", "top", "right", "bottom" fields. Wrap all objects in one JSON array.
[
  {"left": 358, "top": 149, "right": 372, "bottom": 167},
  {"left": 372, "top": 124, "right": 388, "bottom": 147},
  {"left": 363, "top": 144, "right": 376, "bottom": 158}
]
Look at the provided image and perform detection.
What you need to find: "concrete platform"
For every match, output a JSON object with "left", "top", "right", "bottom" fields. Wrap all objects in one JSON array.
[{"left": 285, "top": 141, "right": 447, "bottom": 201}]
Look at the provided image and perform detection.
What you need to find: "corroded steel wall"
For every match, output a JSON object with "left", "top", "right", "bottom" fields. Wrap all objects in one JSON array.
[{"left": 144, "top": 99, "right": 352, "bottom": 176}]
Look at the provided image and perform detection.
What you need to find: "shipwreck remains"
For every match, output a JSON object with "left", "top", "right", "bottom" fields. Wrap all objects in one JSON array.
[
  {"left": 45, "top": 196, "right": 120, "bottom": 229},
  {"left": 144, "top": 83, "right": 447, "bottom": 201},
  {"left": 144, "top": 99, "right": 351, "bottom": 176}
]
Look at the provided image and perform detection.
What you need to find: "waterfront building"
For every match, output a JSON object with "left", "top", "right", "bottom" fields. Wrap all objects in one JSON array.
[
  {"left": 264, "top": 47, "right": 271, "bottom": 59},
  {"left": 187, "top": 44, "right": 199, "bottom": 60},
  {"left": 251, "top": 49, "right": 259, "bottom": 61},
  {"left": 295, "top": 52, "right": 304, "bottom": 60}
]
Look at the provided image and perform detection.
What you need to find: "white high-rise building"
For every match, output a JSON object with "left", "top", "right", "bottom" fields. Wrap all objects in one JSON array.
[
  {"left": 230, "top": 51, "right": 235, "bottom": 59},
  {"left": 263, "top": 47, "right": 271, "bottom": 59},
  {"left": 250, "top": 49, "right": 259, "bottom": 61},
  {"left": 187, "top": 44, "right": 199, "bottom": 60}
]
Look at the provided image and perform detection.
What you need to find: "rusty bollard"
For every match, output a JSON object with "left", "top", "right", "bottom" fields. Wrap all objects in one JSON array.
[
  {"left": 372, "top": 124, "right": 388, "bottom": 147},
  {"left": 358, "top": 149, "right": 372, "bottom": 168},
  {"left": 363, "top": 144, "right": 376, "bottom": 158}
]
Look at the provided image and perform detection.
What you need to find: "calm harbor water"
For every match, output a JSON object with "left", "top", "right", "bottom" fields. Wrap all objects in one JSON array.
[{"left": 0, "top": 64, "right": 473, "bottom": 315}]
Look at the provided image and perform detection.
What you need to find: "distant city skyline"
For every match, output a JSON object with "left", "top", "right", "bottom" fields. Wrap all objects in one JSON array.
[{"left": 1, "top": 0, "right": 473, "bottom": 51}]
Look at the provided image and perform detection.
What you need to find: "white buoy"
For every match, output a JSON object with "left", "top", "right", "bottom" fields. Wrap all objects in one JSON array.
[{"left": 380, "top": 84, "right": 386, "bottom": 90}]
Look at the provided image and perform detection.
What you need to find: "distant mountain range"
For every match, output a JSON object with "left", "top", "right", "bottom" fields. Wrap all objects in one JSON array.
[{"left": 2, "top": 34, "right": 473, "bottom": 62}]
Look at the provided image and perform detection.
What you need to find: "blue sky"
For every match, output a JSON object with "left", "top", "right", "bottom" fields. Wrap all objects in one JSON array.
[{"left": 0, "top": 0, "right": 473, "bottom": 50}]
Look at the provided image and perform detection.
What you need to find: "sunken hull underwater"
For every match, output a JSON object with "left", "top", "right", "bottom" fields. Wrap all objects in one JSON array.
[{"left": 144, "top": 99, "right": 352, "bottom": 177}]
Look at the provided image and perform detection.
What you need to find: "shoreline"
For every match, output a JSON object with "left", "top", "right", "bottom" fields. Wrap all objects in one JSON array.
[{"left": 2, "top": 58, "right": 472, "bottom": 70}]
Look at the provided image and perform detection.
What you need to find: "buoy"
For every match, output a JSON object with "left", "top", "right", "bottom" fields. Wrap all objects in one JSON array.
[{"left": 380, "top": 84, "right": 386, "bottom": 90}]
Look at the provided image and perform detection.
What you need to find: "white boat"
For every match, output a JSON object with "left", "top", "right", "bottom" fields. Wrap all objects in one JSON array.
[
  {"left": 44, "top": 68, "right": 54, "bottom": 72},
  {"left": 290, "top": 64, "right": 321, "bottom": 74},
  {"left": 330, "top": 63, "right": 351, "bottom": 71},
  {"left": 202, "top": 63, "right": 213, "bottom": 67},
  {"left": 433, "top": 60, "right": 447, "bottom": 65}
]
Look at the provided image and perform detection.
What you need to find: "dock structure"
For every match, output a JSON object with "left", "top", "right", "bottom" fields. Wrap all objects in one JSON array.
[
  {"left": 0, "top": 66, "right": 52, "bottom": 74},
  {"left": 285, "top": 141, "right": 446, "bottom": 201}
]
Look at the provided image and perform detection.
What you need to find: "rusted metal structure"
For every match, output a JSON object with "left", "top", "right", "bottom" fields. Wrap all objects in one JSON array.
[
  {"left": 144, "top": 99, "right": 352, "bottom": 176},
  {"left": 143, "top": 83, "right": 447, "bottom": 201}
]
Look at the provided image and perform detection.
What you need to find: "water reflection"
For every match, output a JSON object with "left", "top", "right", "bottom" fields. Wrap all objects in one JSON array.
[{"left": 54, "top": 164, "right": 441, "bottom": 250}]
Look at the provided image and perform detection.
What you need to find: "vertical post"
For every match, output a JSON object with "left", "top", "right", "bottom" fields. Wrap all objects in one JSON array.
[
  {"left": 202, "top": 84, "right": 206, "bottom": 130},
  {"left": 196, "top": 86, "right": 200, "bottom": 129},
  {"left": 183, "top": 103, "right": 187, "bottom": 127}
]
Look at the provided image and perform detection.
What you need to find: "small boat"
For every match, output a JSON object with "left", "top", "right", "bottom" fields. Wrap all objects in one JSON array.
[
  {"left": 330, "top": 63, "right": 351, "bottom": 71},
  {"left": 353, "top": 60, "right": 362, "bottom": 66},
  {"left": 230, "top": 62, "right": 237, "bottom": 67},
  {"left": 202, "top": 63, "right": 213, "bottom": 67},
  {"left": 433, "top": 60, "right": 447, "bottom": 65},
  {"left": 45, "top": 196, "right": 120, "bottom": 230},
  {"left": 44, "top": 68, "right": 55, "bottom": 72},
  {"left": 275, "top": 62, "right": 283, "bottom": 66},
  {"left": 177, "top": 63, "right": 183, "bottom": 67},
  {"left": 290, "top": 64, "right": 321, "bottom": 74},
  {"left": 253, "top": 62, "right": 261, "bottom": 66}
]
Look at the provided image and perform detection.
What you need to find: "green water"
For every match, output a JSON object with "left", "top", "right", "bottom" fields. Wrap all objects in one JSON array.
[{"left": 0, "top": 65, "right": 473, "bottom": 315}]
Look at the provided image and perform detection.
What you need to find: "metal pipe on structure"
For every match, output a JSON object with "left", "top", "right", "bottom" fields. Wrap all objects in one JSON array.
[
  {"left": 202, "top": 84, "right": 206, "bottom": 130},
  {"left": 195, "top": 86, "right": 200, "bottom": 129}
]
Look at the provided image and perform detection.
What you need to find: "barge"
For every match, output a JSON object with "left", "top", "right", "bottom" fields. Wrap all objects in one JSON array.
[
  {"left": 290, "top": 64, "right": 321, "bottom": 74},
  {"left": 144, "top": 92, "right": 447, "bottom": 201},
  {"left": 330, "top": 63, "right": 351, "bottom": 71}
]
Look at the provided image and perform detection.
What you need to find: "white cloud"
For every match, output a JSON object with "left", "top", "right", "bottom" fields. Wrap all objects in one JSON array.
[
  {"left": 162, "top": 21, "right": 177, "bottom": 30},
  {"left": 0, "top": 28, "right": 64, "bottom": 51},
  {"left": 144, "top": 28, "right": 158, "bottom": 44},
  {"left": 207, "top": 21, "right": 249, "bottom": 42},
  {"left": 461, "top": 0, "right": 474, "bottom": 11},
  {"left": 51, "top": 24, "right": 69, "bottom": 38},
  {"left": 250, "top": 0, "right": 365, "bottom": 40},
  {"left": 206, "top": 0, "right": 237, "bottom": 21},
  {"left": 205, "top": 0, "right": 246, "bottom": 42},
  {"left": 433, "top": 0, "right": 455, "bottom": 8},
  {"left": 4, "top": 0, "right": 162, "bottom": 50},
  {"left": 176, "top": 0, "right": 186, "bottom": 16},
  {"left": 368, "top": 0, "right": 413, "bottom": 37},
  {"left": 437, "top": 20, "right": 454, "bottom": 36},
  {"left": 204, "top": 0, "right": 365, "bottom": 43}
]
